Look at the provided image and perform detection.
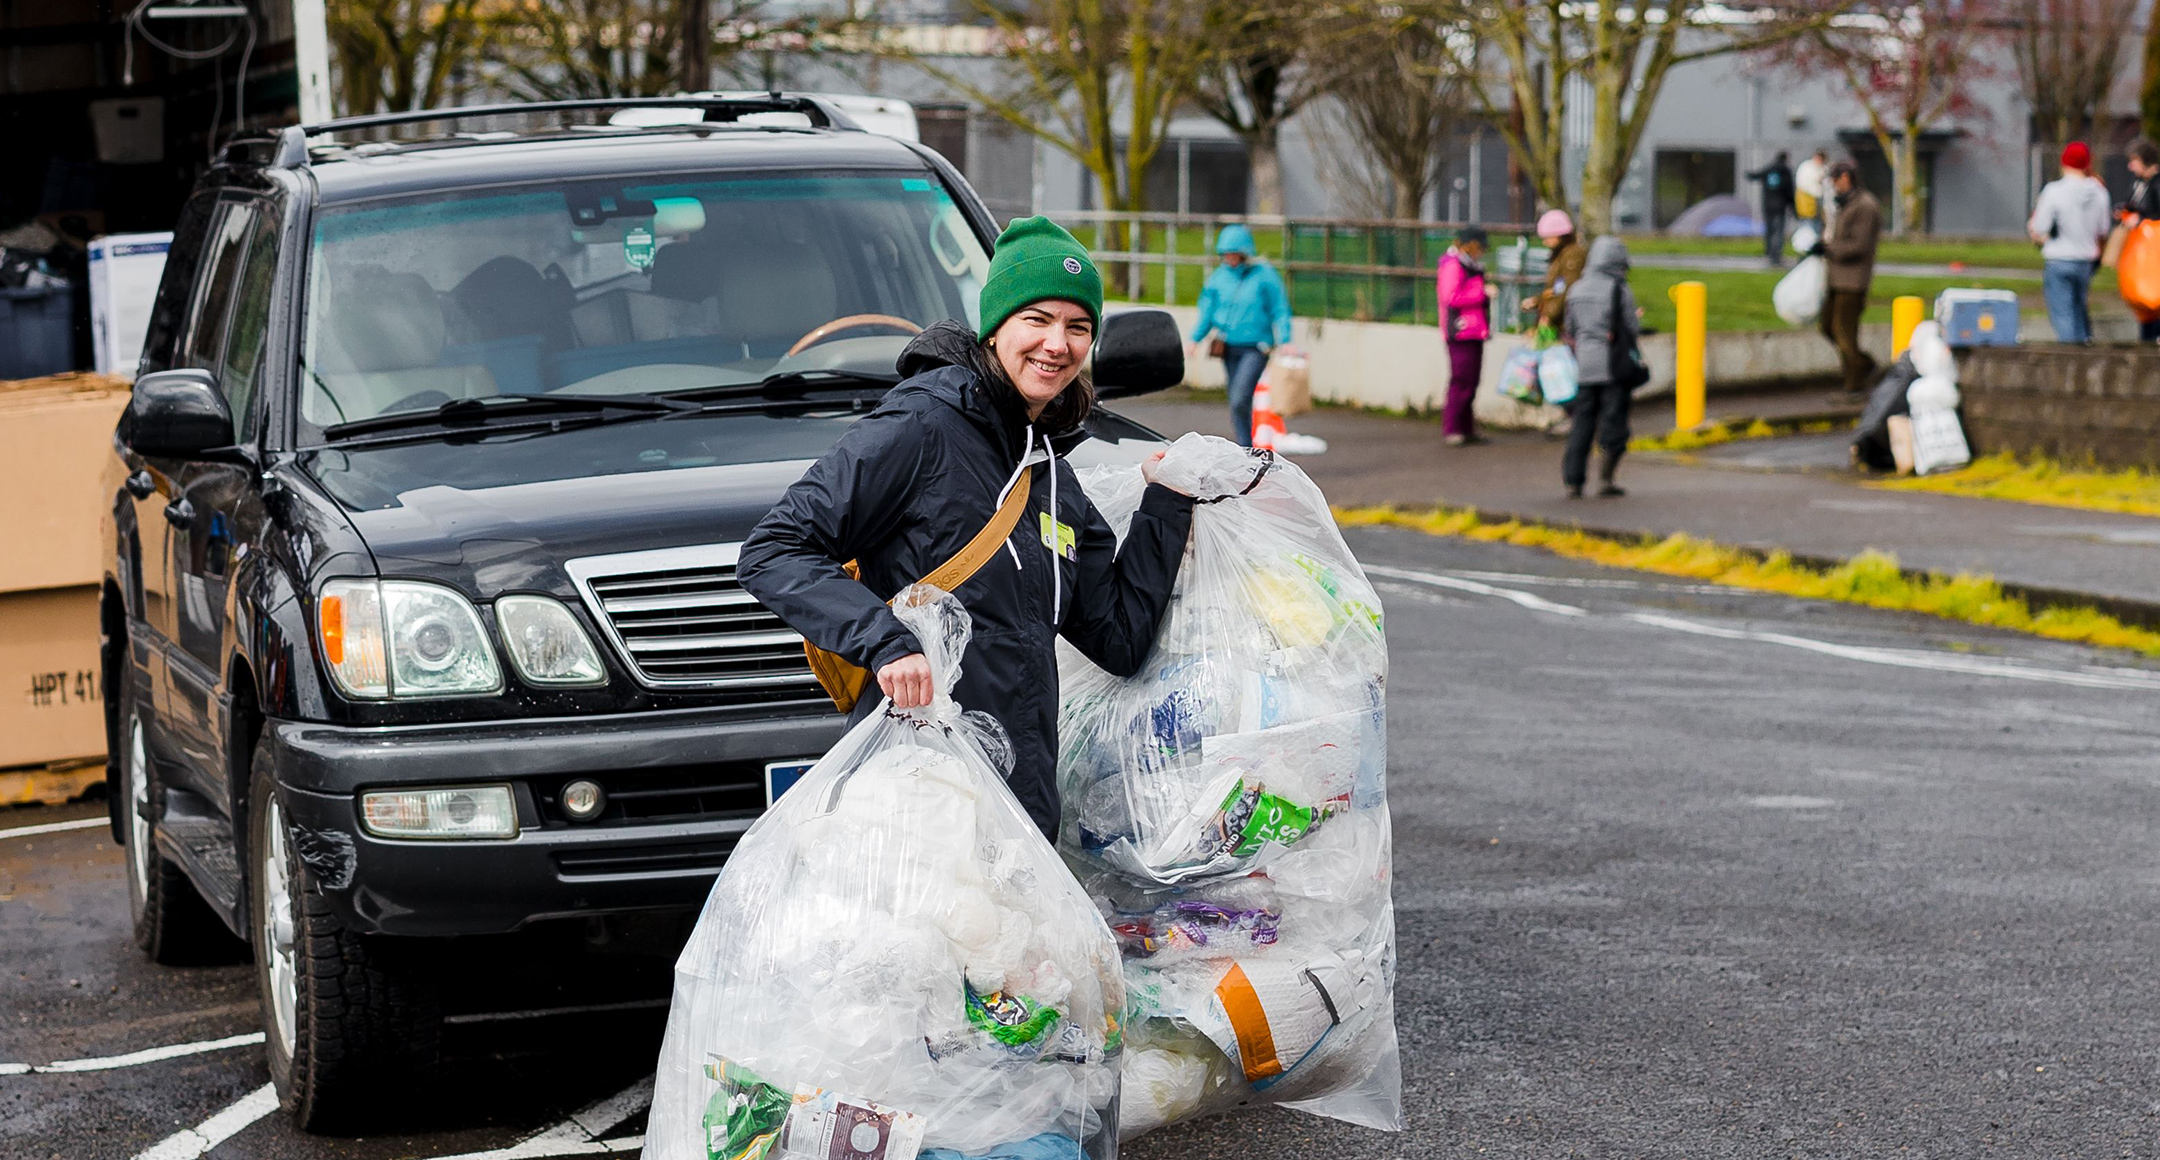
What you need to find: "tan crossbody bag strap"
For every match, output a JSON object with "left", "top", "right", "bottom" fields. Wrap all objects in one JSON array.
[{"left": 802, "top": 469, "right": 1033, "bottom": 714}]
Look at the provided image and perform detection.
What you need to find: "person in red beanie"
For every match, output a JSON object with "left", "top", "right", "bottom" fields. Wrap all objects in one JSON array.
[{"left": 2030, "top": 140, "right": 2112, "bottom": 342}]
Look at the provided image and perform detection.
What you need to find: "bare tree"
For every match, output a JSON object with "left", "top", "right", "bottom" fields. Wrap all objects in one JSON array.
[
  {"left": 1768, "top": 2, "right": 2001, "bottom": 235},
  {"left": 327, "top": 0, "right": 490, "bottom": 114},
  {"left": 2009, "top": 0, "right": 2140, "bottom": 149},
  {"left": 1469, "top": 0, "right": 1833, "bottom": 236},
  {"left": 2145, "top": 7, "right": 2160, "bottom": 144},
  {"left": 1190, "top": 0, "right": 1342, "bottom": 213},
  {"left": 899, "top": 0, "right": 1210, "bottom": 288},
  {"left": 1317, "top": 8, "right": 1474, "bottom": 220},
  {"left": 494, "top": 0, "right": 714, "bottom": 100}
]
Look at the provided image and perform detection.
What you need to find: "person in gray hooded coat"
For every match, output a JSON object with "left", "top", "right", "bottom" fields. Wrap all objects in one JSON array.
[{"left": 1559, "top": 235, "right": 1641, "bottom": 497}]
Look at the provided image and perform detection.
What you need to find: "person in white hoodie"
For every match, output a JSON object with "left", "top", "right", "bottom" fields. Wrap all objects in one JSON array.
[{"left": 2029, "top": 141, "right": 2112, "bottom": 343}]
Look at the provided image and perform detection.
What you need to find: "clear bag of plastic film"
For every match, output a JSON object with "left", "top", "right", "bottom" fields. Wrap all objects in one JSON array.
[
  {"left": 647, "top": 587, "right": 1124, "bottom": 1160},
  {"left": 1057, "top": 433, "right": 1402, "bottom": 1136}
]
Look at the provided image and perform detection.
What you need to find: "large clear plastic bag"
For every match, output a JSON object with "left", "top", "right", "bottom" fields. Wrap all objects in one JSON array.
[
  {"left": 649, "top": 587, "right": 1124, "bottom": 1160},
  {"left": 1057, "top": 433, "right": 1401, "bottom": 1136}
]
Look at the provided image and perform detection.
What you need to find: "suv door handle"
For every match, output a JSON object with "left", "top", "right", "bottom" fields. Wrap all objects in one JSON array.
[
  {"left": 125, "top": 470, "right": 156, "bottom": 499},
  {"left": 163, "top": 498, "right": 195, "bottom": 529}
]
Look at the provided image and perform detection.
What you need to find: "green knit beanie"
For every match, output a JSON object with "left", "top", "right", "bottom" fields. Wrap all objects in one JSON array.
[{"left": 976, "top": 216, "right": 1104, "bottom": 341}]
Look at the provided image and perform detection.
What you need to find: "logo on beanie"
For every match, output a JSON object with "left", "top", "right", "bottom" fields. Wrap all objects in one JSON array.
[{"left": 1063, "top": 257, "right": 1083, "bottom": 275}]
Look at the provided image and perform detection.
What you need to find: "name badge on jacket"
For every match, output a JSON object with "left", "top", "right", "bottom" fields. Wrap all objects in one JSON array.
[{"left": 1039, "top": 512, "right": 1077, "bottom": 560}]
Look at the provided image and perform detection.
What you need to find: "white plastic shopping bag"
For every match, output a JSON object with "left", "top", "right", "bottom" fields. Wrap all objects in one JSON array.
[
  {"left": 1773, "top": 255, "right": 1826, "bottom": 326},
  {"left": 1537, "top": 344, "right": 1580, "bottom": 406},
  {"left": 647, "top": 588, "right": 1124, "bottom": 1160},
  {"left": 1058, "top": 433, "right": 1401, "bottom": 1137}
]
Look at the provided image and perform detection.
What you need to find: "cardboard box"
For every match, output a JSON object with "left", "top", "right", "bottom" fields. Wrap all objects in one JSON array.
[
  {"left": 0, "top": 586, "right": 105, "bottom": 771},
  {"left": 88, "top": 233, "right": 171, "bottom": 377},
  {"left": 0, "top": 373, "right": 131, "bottom": 594}
]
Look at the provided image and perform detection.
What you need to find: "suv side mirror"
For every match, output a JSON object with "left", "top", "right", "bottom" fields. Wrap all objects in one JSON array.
[
  {"left": 125, "top": 369, "right": 235, "bottom": 461},
  {"left": 1093, "top": 309, "right": 1184, "bottom": 399}
]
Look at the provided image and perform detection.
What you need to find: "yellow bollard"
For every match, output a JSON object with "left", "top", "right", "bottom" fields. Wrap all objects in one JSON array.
[
  {"left": 1669, "top": 280, "right": 1707, "bottom": 430},
  {"left": 1891, "top": 295, "right": 1925, "bottom": 359}
]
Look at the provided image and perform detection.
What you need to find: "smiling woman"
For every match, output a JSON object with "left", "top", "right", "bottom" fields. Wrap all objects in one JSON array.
[
  {"left": 735, "top": 216, "right": 1200, "bottom": 841},
  {"left": 297, "top": 173, "right": 990, "bottom": 437}
]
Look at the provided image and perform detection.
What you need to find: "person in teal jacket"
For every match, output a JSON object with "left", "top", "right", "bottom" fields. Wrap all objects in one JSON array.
[{"left": 1187, "top": 224, "right": 1293, "bottom": 446}]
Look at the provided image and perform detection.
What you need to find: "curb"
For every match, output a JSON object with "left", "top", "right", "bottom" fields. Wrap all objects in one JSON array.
[
  {"left": 0, "top": 759, "right": 105, "bottom": 808},
  {"left": 1451, "top": 505, "right": 2160, "bottom": 635}
]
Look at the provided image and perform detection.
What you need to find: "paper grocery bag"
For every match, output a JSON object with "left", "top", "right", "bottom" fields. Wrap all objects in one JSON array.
[{"left": 1264, "top": 349, "right": 1312, "bottom": 416}]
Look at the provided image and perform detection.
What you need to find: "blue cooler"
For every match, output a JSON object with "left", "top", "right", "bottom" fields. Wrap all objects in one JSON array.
[{"left": 1934, "top": 288, "right": 2019, "bottom": 346}]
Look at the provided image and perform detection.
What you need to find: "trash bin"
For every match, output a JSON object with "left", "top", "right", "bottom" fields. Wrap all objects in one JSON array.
[{"left": 0, "top": 284, "right": 77, "bottom": 380}]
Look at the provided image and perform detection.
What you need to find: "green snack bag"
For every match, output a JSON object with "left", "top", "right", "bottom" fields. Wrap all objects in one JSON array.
[
  {"left": 701, "top": 1056, "right": 793, "bottom": 1160},
  {"left": 1217, "top": 780, "right": 1320, "bottom": 857},
  {"left": 965, "top": 986, "right": 1063, "bottom": 1047}
]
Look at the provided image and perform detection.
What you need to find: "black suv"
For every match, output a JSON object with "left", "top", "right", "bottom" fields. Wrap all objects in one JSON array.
[{"left": 98, "top": 95, "right": 1180, "bottom": 1128}]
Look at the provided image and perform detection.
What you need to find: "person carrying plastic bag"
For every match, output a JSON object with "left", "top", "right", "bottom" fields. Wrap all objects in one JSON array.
[
  {"left": 649, "top": 588, "right": 1126, "bottom": 1160},
  {"left": 1057, "top": 433, "right": 1401, "bottom": 1138}
]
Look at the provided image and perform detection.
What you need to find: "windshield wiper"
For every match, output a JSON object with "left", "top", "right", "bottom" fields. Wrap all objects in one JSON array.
[
  {"left": 322, "top": 392, "right": 700, "bottom": 441},
  {"left": 669, "top": 368, "right": 900, "bottom": 402}
]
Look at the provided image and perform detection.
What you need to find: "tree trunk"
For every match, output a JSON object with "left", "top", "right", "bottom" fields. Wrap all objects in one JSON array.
[
  {"left": 1249, "top": 127, "right": 1283, "bottom": 215},
  {"left": 1895, "top": 129, "right": 1924, "bottom": 236},
  {"left": 1575, "top": 71, "right": 1627, "bottom": 237},
  {"left": 2145, "top": 12, "right": 2160, "bottom": 143},
  {"left": 1391, "top": 174, "right": 1421, "bottom": 220}
]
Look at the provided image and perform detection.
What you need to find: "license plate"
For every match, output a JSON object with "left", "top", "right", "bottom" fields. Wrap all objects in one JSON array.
[{"left": 764, "top": 760, "right": 816, "bottom": 806}]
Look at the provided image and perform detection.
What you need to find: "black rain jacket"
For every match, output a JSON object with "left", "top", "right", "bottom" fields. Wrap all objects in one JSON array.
[{"left": 736, "top": 320, "right": 1196, "bottom": 837}]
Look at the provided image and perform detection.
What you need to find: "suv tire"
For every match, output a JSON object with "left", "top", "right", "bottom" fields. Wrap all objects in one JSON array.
[
  {"left": 119, "top": 676, "right": 233, "bottom": 965},
  {"left": 248, "top": 738, "right": 442, "bottom": 1131}
]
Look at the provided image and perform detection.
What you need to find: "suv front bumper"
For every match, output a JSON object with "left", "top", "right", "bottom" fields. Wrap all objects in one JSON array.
[{"left": 266, "top": 704, "right": 846, "bottom": 936}]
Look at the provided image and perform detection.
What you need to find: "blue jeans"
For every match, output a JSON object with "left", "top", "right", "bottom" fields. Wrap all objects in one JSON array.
[
  {"left": 1222, "top": 344, "right": 1267, "bottom": 446},
  {"left": 2042, "top": 259, "right": 2095, "bottom": 343}
]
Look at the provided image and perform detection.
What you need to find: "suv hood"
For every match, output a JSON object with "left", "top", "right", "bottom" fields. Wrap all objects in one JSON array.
[{"left": 332, "top": 456, "right": 817, "bottom": 597}]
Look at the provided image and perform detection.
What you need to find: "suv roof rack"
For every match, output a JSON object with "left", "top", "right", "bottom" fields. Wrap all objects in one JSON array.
[{"left": 268, "top": 94, "right": 863, "bottom": 168}]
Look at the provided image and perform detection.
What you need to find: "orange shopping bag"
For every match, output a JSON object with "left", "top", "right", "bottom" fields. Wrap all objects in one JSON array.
[{"left": 2117, "top": 219, "right": 2160, "bottom": 322}]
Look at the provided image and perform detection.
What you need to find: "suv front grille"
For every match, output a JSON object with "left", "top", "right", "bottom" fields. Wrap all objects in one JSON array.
[{"left": 566, "top": 543, "right": 821, "bottom": 694}]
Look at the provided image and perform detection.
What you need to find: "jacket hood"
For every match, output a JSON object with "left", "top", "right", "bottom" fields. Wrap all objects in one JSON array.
[
  {"left": 1216, "top": 224, "right": 1258, "bottom": 256},
  {"left": 893, "top": 319, "right": 1089, "bottom": 458},
  {"left": 1586, "top": 235, "right": 1631, "bottom": 276}
]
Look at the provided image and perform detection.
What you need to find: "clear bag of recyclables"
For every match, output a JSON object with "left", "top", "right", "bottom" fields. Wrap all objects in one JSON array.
[
  {"left": 648, "top": 587, "right": 1125, "bottom": 1160},
  {"left": 1057, "top": 433, "right": 1401, "bottom": 1136}
]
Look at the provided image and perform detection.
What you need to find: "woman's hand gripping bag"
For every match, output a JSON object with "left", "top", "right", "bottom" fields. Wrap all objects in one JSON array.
[
  {"left": 1056, "top": 434, "right": 1402, "bottom": 1136},
  {"left": 648, "top": 588, "right": 1125, "bottom": 1160}
]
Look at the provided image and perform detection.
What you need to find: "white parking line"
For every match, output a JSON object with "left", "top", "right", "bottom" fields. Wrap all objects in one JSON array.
[
  {"left": 0, "top": 816, "right": 107, "bottom": 841},
  {"left": 131, "top": 1081, "right": 277, "bottom": 1160},
  {"left": 1374, "top": 563, "right": 2160, "bottom": 692},
  {"left": 0, "top": 1031, "right": 264, "bottom": 1076},
  {"left": 1626, "top": 611, "right": 2160, "bottom": 691},
  {"left": 425, "top": 1075, "right": 652, "bottom": 1160},
  {"left": 1365, "top": 564, "right": 1588, "bottom": 617}
]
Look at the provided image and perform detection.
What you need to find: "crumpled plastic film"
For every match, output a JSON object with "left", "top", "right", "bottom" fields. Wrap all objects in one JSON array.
[
  {"left": 649, "top": 587, "right": 1124, "bottom": 1160},
  {"left": 1057, "top": 432, "right": 1402, "bottom": 1135}
]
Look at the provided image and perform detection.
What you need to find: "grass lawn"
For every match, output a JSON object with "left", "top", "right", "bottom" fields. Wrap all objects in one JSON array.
[
  {"left": 1632, "top": 267, "right": 2065, "bottom": 333},
  {"left": 1071, "top": 218, "right": 2125, "bottom": 331},
  {"left": 1622, "top": 233, "right": 2051, "bottom": 270}
]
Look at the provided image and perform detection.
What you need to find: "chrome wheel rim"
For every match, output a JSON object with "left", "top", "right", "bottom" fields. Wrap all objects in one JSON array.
[
  {"left": 261, "top": 797, "right": 298, "bottom": 1055},
  {"left": 125, "top": 716, "right": 150, "bottom": 912}
]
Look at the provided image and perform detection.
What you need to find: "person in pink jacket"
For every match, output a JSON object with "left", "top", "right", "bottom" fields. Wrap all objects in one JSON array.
[{"left": 1436, "top": 225, "right": 1491, "bottom": 445}]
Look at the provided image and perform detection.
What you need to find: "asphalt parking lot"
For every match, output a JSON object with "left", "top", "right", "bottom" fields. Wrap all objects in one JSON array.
[{"left": 8, "top": 526, "right": 2160, "bottom": 1158}]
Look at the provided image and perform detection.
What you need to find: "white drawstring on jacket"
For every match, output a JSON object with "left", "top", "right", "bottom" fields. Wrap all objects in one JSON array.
[{"left": 991, "top": 431, "right": 1060, "bottom": 622}]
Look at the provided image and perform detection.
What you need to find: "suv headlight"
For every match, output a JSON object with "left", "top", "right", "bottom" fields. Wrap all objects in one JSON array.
[
  {"left": 495, "top": 595, "right": 607, "bottom": 687},
  {"left": 318, "top": 579, "right": 502, "bottom": 699}
]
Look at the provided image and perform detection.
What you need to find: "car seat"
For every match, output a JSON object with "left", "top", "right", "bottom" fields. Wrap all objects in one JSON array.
[{"left": 307, "top": 266, "right": 495, "bottom": 426}]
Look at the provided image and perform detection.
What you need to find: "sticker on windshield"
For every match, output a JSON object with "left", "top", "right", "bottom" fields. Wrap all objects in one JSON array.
[{"left": 624, "top": 225, "right": 656, "bottom": 271}]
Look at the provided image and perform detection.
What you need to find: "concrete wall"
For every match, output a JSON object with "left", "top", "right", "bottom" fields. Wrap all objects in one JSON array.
[
  {"left": 1959, "top": 344, "right": 2160, "bottom": 469},
  {"left": 1143, "top": 302, "right": 1893, "bottom": 428}
]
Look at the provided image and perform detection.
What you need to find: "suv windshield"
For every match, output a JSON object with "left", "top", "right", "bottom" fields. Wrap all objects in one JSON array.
[{"left": 298, "top": 171, "right": 990, "bottom": 440}]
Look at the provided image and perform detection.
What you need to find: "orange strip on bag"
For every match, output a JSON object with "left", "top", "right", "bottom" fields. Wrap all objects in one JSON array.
[{"left": 1214, "top": 963, "right": 1283, "bottom": 1081}]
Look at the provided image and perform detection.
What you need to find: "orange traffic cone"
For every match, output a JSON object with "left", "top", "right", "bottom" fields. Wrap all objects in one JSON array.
[{"left": 1251, "top": 377, "right": 1286, "bottom": 450}]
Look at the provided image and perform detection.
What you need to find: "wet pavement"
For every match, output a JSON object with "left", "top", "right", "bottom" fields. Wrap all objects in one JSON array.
[{"left": 8, "top": 526, "right": 2160, "bottom": 1157}]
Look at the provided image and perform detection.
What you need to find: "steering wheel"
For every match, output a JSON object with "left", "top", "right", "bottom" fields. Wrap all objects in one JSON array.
[{"left": 785, "top": 314, "right": 923, "bottom": 358}]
